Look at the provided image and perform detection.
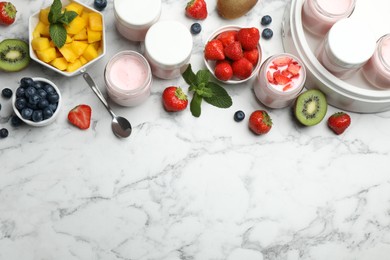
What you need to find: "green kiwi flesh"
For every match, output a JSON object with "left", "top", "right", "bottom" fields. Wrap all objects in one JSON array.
[
  {"left": 294, "top": 89, "right": 327, "bottom": 126},
  {"left": 0, "top": 39, "right": 30, "bottom": 72}
]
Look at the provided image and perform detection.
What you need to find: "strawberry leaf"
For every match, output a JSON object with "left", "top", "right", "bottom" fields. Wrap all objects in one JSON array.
[
  {"left": 190, "top": 93, "right": 202, "bottom": 117},
  {"left": 204, "top": 82, "right": 232, "bottom": 108},
  {"left": 50, "top": 23, "right": 67, "bottom": 48}
]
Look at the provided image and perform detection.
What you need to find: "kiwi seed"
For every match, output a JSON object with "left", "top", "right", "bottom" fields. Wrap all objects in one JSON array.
[
  {"left": 0, "top": 39, "right": 30, "bottom": 72},
  {"left": 294, "top": 89, "right": 327, "bottom": 126}
]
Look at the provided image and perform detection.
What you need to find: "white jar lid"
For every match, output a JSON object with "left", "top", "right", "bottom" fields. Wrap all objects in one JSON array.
[
  {"left": 145, "top": 21, "right": 193, "bottom": 68},
  {"left": 114, "top": 0, "right": 162, "bottom": 27},
  {"left": 327, "top": 18, "right": 376, "bottom": 68}
]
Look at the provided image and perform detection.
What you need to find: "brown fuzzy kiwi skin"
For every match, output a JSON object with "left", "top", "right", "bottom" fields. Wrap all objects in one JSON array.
[{"left": 217, "top": 0, "right": 258, "bottom": 19}]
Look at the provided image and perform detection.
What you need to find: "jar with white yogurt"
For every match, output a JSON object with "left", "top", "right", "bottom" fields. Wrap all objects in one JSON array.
[
  {"left": 104, "top": 51, "right": 152, "bottom": 107},
  {"left": 144, "top": 20, "right": 193, "bottom": 79},
  {"left": 114, "top": 0, "right": 162, "bottom": 42}
]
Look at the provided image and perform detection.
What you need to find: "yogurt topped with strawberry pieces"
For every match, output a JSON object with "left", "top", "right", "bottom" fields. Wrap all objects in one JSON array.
[{"left": 266, "top": 56, "right": 304, "bottom": 92}]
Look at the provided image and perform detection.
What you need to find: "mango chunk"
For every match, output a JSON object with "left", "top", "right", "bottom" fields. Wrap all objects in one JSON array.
[
  {"left": 36, "top": 47, "right": 57, "bottom": 63},
  {"left": 79, "top": 56, "right": 88, "bottom": 65},
  {"left": 70, "top": 41, "right": 88, "bottom": 57},
  {"left": 66, "top": 59, "right": 83, "bottom": 72},
  {"left": 73, "top": 28, "right": 88, "bottom": 40},
  {"left": 39, "top": 7, "right": 50, "bottom": 25},
  {"left": 34, "top": 21, "right": 50, "bottom": 37},
  {"left": 66, "top": 16, "right": 86, "bottom": 35},
  {"left": 87, "top": 28, "right": 102, "bottom": 43},
  {"left": 82, "top": 44, "right": 98, "bottom": 61},
  {"left": 31, "top": 37, "right": 51, "bottom": 51},
  {"left": 64, "top": 2, "right": 84, "bottom": 15},
  {"left": 50, "top": 57, "right": 68, "bottom": 71},
  {"left": 88, "top": 13, "right": 103, "bottom": 31},
  {"left": 58, "top": 44, "right": 78, "bottom": 63}
]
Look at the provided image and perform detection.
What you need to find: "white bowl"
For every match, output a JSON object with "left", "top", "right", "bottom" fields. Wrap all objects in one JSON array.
[
  {"left": 28, "top": 0, "right": 106, "bottom": 77},
  {"left": 204, "top": 25, "right": 262, "bottom": 84},
  {"left": 12, "top": 77, "right": 62, "bottom": 127}
]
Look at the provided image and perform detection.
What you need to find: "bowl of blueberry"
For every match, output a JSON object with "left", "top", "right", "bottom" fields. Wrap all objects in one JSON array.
[{"left": 12, "top": 77, "right": 62, "bottom": 127}]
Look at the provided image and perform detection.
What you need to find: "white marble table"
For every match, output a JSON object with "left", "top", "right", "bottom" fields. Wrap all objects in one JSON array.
[{"left": 1, "top": 0, "right": 390, "bottom": 259}]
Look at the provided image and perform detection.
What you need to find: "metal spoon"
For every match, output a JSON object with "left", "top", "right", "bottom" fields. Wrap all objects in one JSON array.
[{"left": 82, "top": 72, "right": 132, "bottom": 138}]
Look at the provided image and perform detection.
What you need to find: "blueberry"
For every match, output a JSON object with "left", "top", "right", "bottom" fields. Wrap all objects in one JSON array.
[
  {"left": 16, "top": 87, "right": 26, "bottom": 98},
  {"left": 32, "top": 110, "right": 44, "bottom": 122},
  {"left": 190, "top": 23, "right": 202, "bottom": 35},
  {"left": 49, "top": 102, "right": 58, "bottom": 112},
  {"left": 15, "top": 98, "right": 27, "bottom": 110},
  {"left": 20, "top": 77, "right": 34, "bottom": 88},
  {"left": 33, "top": 80, "right": 44, "bottom": 89},
  {"left": 11, "top": 115, "right": 23, "bottom": 127},
  {"left": 2, "top": 88, "right": 13, "bottom": 99},
  {"left": 29, "top": 94, "right": 41, "bottom": 106},
  {"left": 261, "top": 15, "right": 272, "bottom": 26},
  {"left": 21, "top": 108, "right": 33, "bottom": 120},
  {"left": 262, "top": 28, "right": 273, "bottom": 39},
  {"left": 25, "top": 86, "right": 37, "bottom": 98},
  {"left": 0, "top": 128, "right": 8, "bottom": 138},
  {"left": 37, "top": 89, "right": 48, "bottom": 99},
  {"left": 43, "top": 107, "right": 53, "bottom": 120},
  {"left": 43, "top": 84, "right": 55, "bottom": 95},
  {"left": 26, "top": 102, "right": 38, "bottom": 110},
  {"left": 94, "top": 0, "right": 107, "bottom": 10},
  {"left": 38, "top": 99, "right": 49, "bottom": 109},
  {"left": 234, "top": 110, "right": 245, "bottom": 122},
  {"left": 47, "top": 93, "right": 59, "bottom": 104}
]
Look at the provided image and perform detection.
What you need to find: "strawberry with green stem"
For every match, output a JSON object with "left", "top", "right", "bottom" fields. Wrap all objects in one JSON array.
[{"left": 0, "top": 2, "right": 17, "bottom": 25}]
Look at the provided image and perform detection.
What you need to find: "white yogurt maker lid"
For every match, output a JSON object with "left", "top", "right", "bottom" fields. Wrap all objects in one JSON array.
[
  {"left": 327, "top": 18, "right": 376, "bottom": 67},
  {"left": 114, "top": 0, "right": 161, "bottom": 27},
  {"left": 145, "top": 21, "right": 193, "bottom": 68}
]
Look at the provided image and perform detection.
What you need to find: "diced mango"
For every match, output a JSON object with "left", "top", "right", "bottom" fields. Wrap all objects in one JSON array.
[
  {"left": 39, "top": 7, "right": 50, "bottom": 25},
  {"left": 64, "top": 2, "right": 84, "bottom": 15},
  {"left": 81, "top": 11, "right": 89, "bottom": 24},
  {"left": 58, "top": 44, "right": 78, "bottom": 63},
  {"left": 70, "top": 41, "right": 88, "bottom": 57},
  {"left": 79, "top": 56, "right": 88, "bottom": 65},
  {"left": 66, "top": 35, "right": 73, "bottom": 44},
  {"left": 67, "top": 59, "right": 83, "bottom": 72},
  {"left": 34, "top": 21, "right": 50, "bottom": 37},
  {"left": 36, "top": 47, "right": 57, "bottom": 63},
  {"left": 87, "top": 28, "right": 102, "bottom": 43},
  {"left": 73, "top": 28, "right": 87, "bottom": 40},
  {"left": 66, "top": 16, "right": 86, "bottom": 35},
  {"left": 50, "top": 57, "right": 68, "bottom": 71},
  {"left": 31, "top": 37, "right": 51, "bottom": 51},
  {"left": 88, "top": 13, "right": 102, "bottom": 31},
  {"left": 82, "top": 44, "right": 98, "bottom": 61}
]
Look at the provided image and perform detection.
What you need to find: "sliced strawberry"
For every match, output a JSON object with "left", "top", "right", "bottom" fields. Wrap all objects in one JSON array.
[
  {"left": 283, "top": 84, "right": 293, "bottom": 91},
  {"left": 216, "top": 30, "right": 238, "bottom": 47},
  {"left": 273, "top": 70, "right": 291, "bottom": 85},
  {"left": 272, "top": 57, "right": 293, "bottom": 67},
  {"left": 281, "top": 69, "right": 293, "bottom": 78},
  {"left": 287, "top": 63, "right": 301, "bottom": 76},
  {"left": 68, "top": 104, "right": 92, "bottom": 130},
  {"left": 267, "top": 71, "right": 274, "bottom": 83},
  {"left": 224, "top": 41, "right": 243, "bottom": 61},
  {"left": 204, "top": 39, "right": 225, "bottom": 60}
]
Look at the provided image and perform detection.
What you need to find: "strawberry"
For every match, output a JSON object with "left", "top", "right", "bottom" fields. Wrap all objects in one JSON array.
[
  {"left": 214, "top": 60, "right": 233, "bottom": 81},
  {"left": 287, "top": 63, "right": 301, "bottom": 76},
  {"left": 204, "top": 39, "right": 225, "bottom": 60},
  {"left": 327, "top": 112, "right": 351, "bottom": 135},
  {"left": 272, "top": 57, "right": 293, "bottom": 67},
  {"left": 224, "top": 41, "right": 243, "bottom": 61},
  {"left": 185, "top": 0, "right": 207, "bottom": 20},
  {"left": 243, "top": 48, "right": 259, "bottom": 66},
  {"left": 237, "top": 27, "right": 260, "bottom": 51},
  {"left": 232, "top": 58, "right": 253, "bottom": 80},
  {"left": 0, "top": 2, "right": 16, "bottom": 25},
  {"left": 273, "top": 70, "right": 291, "bottom": 85},
  {"left": 249, "top": 110, "right": 272, "bottom": 135},
  {"left": 162, "top": 86, "right": 188, "bottom": 112},
  {"left": 68, "top": 104, "right": 92, "bottom": 130},
  {"left": 216, "top": 30, "right": 238, "bottom": 47}
]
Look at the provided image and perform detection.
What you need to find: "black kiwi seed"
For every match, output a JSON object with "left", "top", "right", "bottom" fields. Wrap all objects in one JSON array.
[
  {"left": 294, "top": 89, "right": 327, "bottom": 126},
  {"left": 0, "top": 39, "right": 30, "bottom": 72}
]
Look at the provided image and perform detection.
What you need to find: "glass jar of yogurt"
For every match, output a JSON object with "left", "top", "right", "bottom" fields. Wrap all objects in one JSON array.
[
  {"left": 104, "top": 51, "right": 152, "bottom": 107},
  {"left": 362, "top": 34, "right": 390, "bottom": 89},
  {"left": 302, "top": 0, "right": 356, "bottom": 36},
  {"left": 253, "top": 53, "right": 306, "bottom": 109},
  {"left": 144, "top": 21, "right": 193, "bottom": 79},
  {"left": 114, "top": 0, "right": 162, "bottom": 42}
]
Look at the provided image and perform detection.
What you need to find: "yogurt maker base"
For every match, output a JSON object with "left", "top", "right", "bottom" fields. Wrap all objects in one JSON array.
[{"left": 281, "top": 0, "right": 390, "bottom": 113}]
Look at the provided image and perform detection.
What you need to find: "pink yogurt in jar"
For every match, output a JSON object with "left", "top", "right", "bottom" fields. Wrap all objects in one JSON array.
[
  {"left": 105, "top": 51, "right": 152, "bottom": 106},
  {"left": 302, "top": 0, "right": 356, "bottom": 36},
  {"left": 253, "top": 53, "right": 306, "bottom": 109},
  {"left": 362, "top": 34, "right": 390, "bottom": 89}
]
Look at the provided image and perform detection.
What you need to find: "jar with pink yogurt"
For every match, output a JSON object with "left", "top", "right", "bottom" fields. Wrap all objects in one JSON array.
[
  {"left": 253, "top": 53, "right": 306, "bottom": 109},
  {"left": 104, "top": 51, "right": 152, "bottom": 107},
  {"left": 362, "top": 34, "right": 390, "bottom": 89},
  {"left": 301, "top": 0, "right": 356, "bottom": 36}
]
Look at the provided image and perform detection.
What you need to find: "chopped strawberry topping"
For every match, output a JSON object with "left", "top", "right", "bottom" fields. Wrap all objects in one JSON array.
[
  {"left": 273, "top": 70, "right": 291, "bottom": 85},
  {"left": 272, "top": 57, "right": 292, "bottom": 66},
  {"left": 283, "top": 84, "right": 293, "bottom": 91},
  {"left": 287, "top": 63, "right": 301, "bottom": 76}
]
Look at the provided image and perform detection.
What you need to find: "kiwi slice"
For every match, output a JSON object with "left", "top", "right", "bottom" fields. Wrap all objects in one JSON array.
[
  {"left": 0, "top": 39, "right": 30, "bottom": 72},
  {"left": 294, "top": 89, "right": 327, "bottom": 126}
]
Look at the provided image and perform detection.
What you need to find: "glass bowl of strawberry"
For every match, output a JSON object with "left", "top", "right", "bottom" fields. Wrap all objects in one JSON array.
[{"left": 203, "top": 25, "right": 262, "bottom": 84}]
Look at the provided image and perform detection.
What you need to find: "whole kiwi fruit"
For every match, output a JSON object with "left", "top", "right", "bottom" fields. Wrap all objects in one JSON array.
[{"left": 217, "top": 0, "right": 258, "bottom": 19}]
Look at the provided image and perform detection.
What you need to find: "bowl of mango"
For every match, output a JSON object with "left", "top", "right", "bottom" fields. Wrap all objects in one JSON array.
[{"left": 29, "top": 0, "right": 106, "bottom": 77}]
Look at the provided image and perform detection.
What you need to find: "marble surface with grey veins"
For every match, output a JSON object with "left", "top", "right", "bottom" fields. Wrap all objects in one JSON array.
[{"left": 1, "top": 0, "right": 390, "bottom": 259}]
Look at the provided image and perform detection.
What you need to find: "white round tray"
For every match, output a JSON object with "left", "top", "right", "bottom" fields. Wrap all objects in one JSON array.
[{"left": 281, "top": 0, "right": 390, "bottom": 113}]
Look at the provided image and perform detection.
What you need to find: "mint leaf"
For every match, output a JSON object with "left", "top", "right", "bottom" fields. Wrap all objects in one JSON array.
[
  {"left": 48, "top": 0, "right": 62, "bottom": 24},
  {"left": 50, "top": 23, "right": 67, "bottom": 48},
  {"left": 59, "top": 10, "right": 78, "bottom": 25},
  {"left": 195, "top": 84, "right": 213, "bottom": 98},
  {"left": 182, "top": 64, "right": 197, "bottom": 86},
  {"left": 203, "top": 82, "right": 233, "bottom": 108},
  {"left": 196, "top": 70, "right": 210, "bottom": 85},
  {"left": 190, "top": 93, "right": 202, "bottom": 117}
]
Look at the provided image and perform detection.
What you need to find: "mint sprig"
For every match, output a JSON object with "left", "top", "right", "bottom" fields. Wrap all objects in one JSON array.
[
  {"left": 182, "top": 65, "right": 232, "bottom": 117},
  {"left": 48, "top": 0, "right": 78, "bottom": 48}
]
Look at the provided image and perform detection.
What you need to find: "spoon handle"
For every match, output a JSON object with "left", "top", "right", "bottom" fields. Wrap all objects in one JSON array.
[{"left": 82, "top": 72, "right": 115, "bottom": 117}]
